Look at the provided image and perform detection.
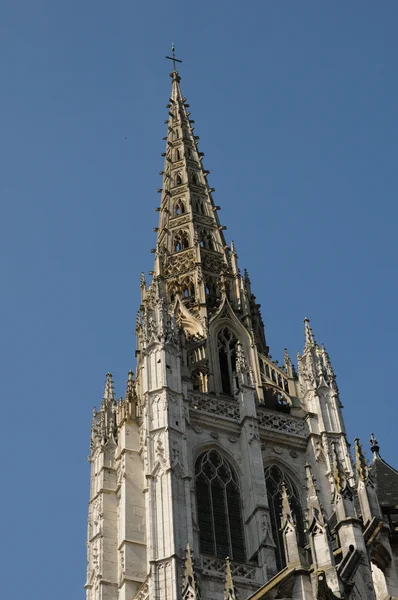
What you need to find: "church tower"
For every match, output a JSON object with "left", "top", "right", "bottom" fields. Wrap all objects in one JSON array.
[{"left": 85, "top": 59, "right": 398, "bottom": 600}]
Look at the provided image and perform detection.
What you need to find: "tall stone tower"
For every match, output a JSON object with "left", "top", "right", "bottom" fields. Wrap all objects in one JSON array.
[{"left": 85, "top": 66, "right": 398, "bottom": 600}]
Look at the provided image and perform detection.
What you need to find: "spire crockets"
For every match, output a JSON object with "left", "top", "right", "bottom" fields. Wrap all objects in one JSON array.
[
  {"left": 354, "top": 437, "right": 368, "bottom": 482},
  {"left": 145, "top": 60, "right": 270, "bottom": 351},
  {"left": 304, "top": 317, "right": 316, "bottom": 348},
  {"left": 153, "top": 66, "right": 229, "bottom": 298},
  {"left": 181, "top": 544, "right": 200, "bottom": 600},
  {"left": 224, "top": 558, "right": 238, "bottom": 600}
]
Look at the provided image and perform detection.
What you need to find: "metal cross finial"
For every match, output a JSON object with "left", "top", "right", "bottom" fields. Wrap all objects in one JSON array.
[{"left": 165, "top": 43, "right": 182, "bottom": 71}]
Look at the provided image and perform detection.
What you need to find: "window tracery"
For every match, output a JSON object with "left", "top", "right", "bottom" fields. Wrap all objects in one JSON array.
[
  {"left": 195, "top": 450, "right": 245, "bottom": 562},
  {"left": 217, "top": 328, "right": 238, "bottom": 395},
  {"left": 199, "top": 229, "right": 214, "bottom": 250},
  {"left": 194, "top": 198, "right": 205, "bottom": 215},
  {"left": 264, "top": 465, "right": 305, "bottom": 571},
  {"left": 181, "top": 277, "right": 195, "bottom": 300},
  {"left": 173, "top": 230, "right": 190, "bottom": 252},
  {"left": 174, "top": 199, "right": 186, "bottom": 216},
  {"left": 176, "top": 172, "right": 183, "bottom": 185}
]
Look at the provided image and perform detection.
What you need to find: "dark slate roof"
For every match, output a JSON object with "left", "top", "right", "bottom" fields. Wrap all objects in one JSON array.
[{"left": 369, "top": 454, "right": 398, "bottom": 510}]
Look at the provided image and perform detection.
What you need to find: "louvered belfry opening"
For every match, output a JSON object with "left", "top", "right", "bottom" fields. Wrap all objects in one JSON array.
[{"left": 195, "top": 450, "right": 245, "bottom": 562}]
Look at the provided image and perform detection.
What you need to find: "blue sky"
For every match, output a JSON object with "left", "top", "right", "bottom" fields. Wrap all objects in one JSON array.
[{"left": 1, "top": 1, "right": 397, "bottom": 597}]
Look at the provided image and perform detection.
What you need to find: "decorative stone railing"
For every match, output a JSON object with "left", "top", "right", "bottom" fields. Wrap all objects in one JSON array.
[
  {"left": 257, "top": 409, "right": 307, "bottom": 438},
  {"left": 189, "top": 393, "right": 240, "bottom": 422},
  {"left": 259, "top": 354, "right": 290, "bottom": 394},
  {"left": 200, "top": 555, "right": 258, "bottom": 581}
]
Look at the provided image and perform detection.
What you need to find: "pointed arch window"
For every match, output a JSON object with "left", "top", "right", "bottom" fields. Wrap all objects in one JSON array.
[
  {"left": 264, "top": 465, "right": 305, "bottom": 571},
  {"left": 176, "top": 172, "right": 183, "bottom": 186},
  {"left": 195, "top": 450, "right": 245, "bottom": 561},
  {"left": 181, "top": 277, "right": 195, "bottom": 300},
  {"left": 217, "top": 328, "right": 238, "bottom": 395},
  {"left": 199, "top": 229, "right": 214, "bottom": 250},
  {"left": 175, "top": 148, "right": 181, "bottom": 161},
  {"left": 173, "top": 230, "right": 190, "bottom": 252},
  {"left": 174, "top": 199, "right": 186, "bottom": 216},
  {"left": 194, "top": 198, "right": 205, "bottom": 215},
  {"left": 192, "top": 172, "right": 198, "bottom": 185}
]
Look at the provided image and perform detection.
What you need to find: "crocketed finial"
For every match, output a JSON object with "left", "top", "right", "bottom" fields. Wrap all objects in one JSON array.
[
  {"left": 304, "top": 317, "right": 316, "bottom": 347},
  {"left": 181, "top": 544, "right": 200, "bottom": 599},
  {"left": 224, "top": 557, "right": 238, "bottom": 600},
  {"left": 354, "top": 438, "right": 368, "bottom": 481},
  {"left": 331, "top": 442, "right": 346, "bottom": 494},
  {"left": 103, "top": 372, "right": 115, "bottom": 402},
  {"left": 125, "top": 370, "right": 135, "bottom": 400}
]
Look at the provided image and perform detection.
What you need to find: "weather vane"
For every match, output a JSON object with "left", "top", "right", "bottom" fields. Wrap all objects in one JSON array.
[{"left": 165, "top": 43, "right": 182, "bottom": 71}]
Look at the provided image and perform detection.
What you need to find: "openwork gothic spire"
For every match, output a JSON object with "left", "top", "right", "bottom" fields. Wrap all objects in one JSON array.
[{"left": 139, "top": 62, "right": 269, "bottom": 354}]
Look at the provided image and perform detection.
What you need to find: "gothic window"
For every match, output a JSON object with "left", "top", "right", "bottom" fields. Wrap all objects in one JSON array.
[
  {"left": 173, "top": 230, "right": 190, "bottom": 252},
  {"left": 195, "top": 450, "right": 245, "bottom": 562},
  {"left": 182, "top": 278, "right": 195, "bottom": 299},
  {"left": 194, "top": 198, "right": 205, "bottom": 214},
  {"left": 176, "top": 148, "right": 181, "bottom": 161},
  {"left": 176, "top": 172, "right": 183, "bottom": 185},
  {"left": 199, "top": 229, "right": 214, "bottom": 250},
  {"left": 192, "top": 172, "right": 198, "bottom": 185},
  {"left": 175, "top": 199, "right": 186, "bottom": 216},
  {"left": 205, "top": 276, "right": 220, "bottom": 299},
  {"left": 264, "top": 465, "right": 305, "bottom": 571},
  {"left": 217, "top": 328, "right": 238, "bottom": 395}
]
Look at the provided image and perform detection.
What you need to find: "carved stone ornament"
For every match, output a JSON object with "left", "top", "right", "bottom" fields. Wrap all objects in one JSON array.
[
  {"left": 229, "top": 436, "right": 237, "bottom": 443},
  {"left": 273, "top": 446, "right": 283, "bottom": 454},
  {"left": 164, "top": 249, "right": 196, "bottom": 277},
  {"left": 290, "top": 450, "right": 298, "bottom": 458}
]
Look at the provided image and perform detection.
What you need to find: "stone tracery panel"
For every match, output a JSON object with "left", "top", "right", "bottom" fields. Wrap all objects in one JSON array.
[
  {"left": 189, "top": 393, "right": 240, "bottom": 422},
  {"left": 201, "top": 555, "right": 257, "bottom": 581},
  {"left": 257, "top": 409, "right": 306, "bottom": 437}
]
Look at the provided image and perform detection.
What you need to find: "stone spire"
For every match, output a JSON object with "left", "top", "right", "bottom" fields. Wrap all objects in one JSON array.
[
  {"left": 224, "top": 558, "right": 238, "bottom": 600},
  {"left": 304, "top": 317, "right": 316, "bottom": 348},
  {"left": 305, "top": 464, "right": 338, "bottom": 592},
  {"left": 280, "top": 483, "right": 301, "bottom": 566},
  {"left": 103, "top": 372, "right": 115, "bottom": 403},
  {"left": 149, "top": 66, "right": 268, "bottom": 353},
  {"left": 181, "top": 544, "right": 200, "bottom": 599},
  {"left": 153, "top": 67, "right": 228, "bottom": 278},
  {"left": 354, "top": 437, "right": 382, "bottom": 524},
  {"left": 305, "top": 464, "right": 327, "bottom": 533}
]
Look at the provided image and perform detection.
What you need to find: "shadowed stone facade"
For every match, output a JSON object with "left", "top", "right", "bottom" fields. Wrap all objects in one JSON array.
[{"left": 85, "top": 68, "right": 398, "bottom": 600}]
